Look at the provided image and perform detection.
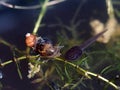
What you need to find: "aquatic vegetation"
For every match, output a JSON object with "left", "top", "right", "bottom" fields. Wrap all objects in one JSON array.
[{"left": 0, "top": 0, "right": 120, "bottom": 90}]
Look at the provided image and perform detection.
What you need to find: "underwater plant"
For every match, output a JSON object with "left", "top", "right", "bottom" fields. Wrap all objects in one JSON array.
[{"left": 0, "top": 0, "right": 120, "bottom": 90}]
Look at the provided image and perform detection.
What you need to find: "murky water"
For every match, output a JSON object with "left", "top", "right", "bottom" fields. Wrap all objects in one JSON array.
[{"left": 0, "top": 0, "right": 119, "bottom": 90}]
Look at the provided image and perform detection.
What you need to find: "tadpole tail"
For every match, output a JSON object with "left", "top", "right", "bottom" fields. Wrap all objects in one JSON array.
[{"left": 79, "top": 30, "right": 107, "bottom": 50}]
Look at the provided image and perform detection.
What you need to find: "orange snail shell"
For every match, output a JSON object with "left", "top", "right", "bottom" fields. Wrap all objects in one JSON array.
[{"left": 25, "top": 33, "right": 36, "bottom": 47}]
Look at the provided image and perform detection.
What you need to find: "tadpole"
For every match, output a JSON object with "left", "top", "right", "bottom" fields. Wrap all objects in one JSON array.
[{"left": 64, "top": 30, "right": 107, "bottom": 60}]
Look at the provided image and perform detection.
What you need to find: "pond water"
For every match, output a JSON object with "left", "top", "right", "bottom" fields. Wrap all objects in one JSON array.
[{"left": 0, "top": 0, "right": 119, "bottom": 90}]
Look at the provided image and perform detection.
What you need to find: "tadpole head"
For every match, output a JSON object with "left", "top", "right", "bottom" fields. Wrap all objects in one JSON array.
[{"left": 64, "top": 46, "right": 83, "bottom": 61}]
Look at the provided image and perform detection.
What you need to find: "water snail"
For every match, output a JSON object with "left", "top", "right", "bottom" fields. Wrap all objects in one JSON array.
[{"left": 25, "top": 33, "right": 63, "bottom": 58}]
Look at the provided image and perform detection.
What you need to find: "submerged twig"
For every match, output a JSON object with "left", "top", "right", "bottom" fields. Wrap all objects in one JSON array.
[
  {"left": 87, "top": 72, "right": 119, "bottom": 90},
  {"left": 0, "top": 0, "right": 66, "bottom": 10},
  {"left": 0, "top": 55, "right": 39, "bottom": 67}
]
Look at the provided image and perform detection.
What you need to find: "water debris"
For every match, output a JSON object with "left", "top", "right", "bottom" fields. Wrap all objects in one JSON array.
[
  {"left": 90, "top": 17, "right": 118, "bottom": 43},
  {"left": 27, "top": 62, "right": 42, "bottom": 78},
  {"left": 90, "top": 0, "right": 119, "bottom": 43}
]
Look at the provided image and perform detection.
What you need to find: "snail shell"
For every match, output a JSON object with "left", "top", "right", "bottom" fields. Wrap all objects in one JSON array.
[{"left": 25, "top": 33, "right": 36, "bottom": 47}]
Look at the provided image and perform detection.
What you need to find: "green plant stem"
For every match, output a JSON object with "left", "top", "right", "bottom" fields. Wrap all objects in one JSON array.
[
  {"left": 71, "top": 0, "right": 86, "bottom": 24},
  {"left": 87, "top": 72, "right": 118, "bottom": 90},
  {"left": 1, "top": 56, "right": 118, "bottom": 89},
  {"left": 54, "top": 57, "right": 91, "bottom": 78},
  {"left": 1, "top": 55, "right": 39, "bottom": 67},
  {"left": 71, "top": 76, "right": 84, "bottom": 89},
  {"left": 26, "top": 0, "right": 48, "bottom": 55},
  {"left": 106, "top": 0, "right": 114, "bottom": 18},
  {"left": 32, "top": 0, "right": 49, "bottom": 34},
  {"left": 54, "top": 57, "right": 119, "bottom": 90},
  {"left": 0, "top": 38, "right": 22, "bottom": 53}
]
